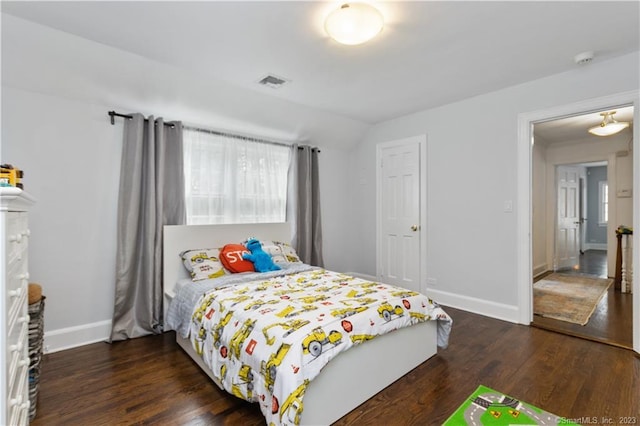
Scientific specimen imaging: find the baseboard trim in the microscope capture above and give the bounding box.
[44,320,111,354]
[425,288,520,324]
[346,272,522,324]
[584,243,607,251]
[533,263,548,278]
[41,282,520,353]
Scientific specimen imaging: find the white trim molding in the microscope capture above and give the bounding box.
[533,263,548,279]
[583,243,607,251]
[517,90,640,354]
[426,288,520,324]
[43,320,111,354]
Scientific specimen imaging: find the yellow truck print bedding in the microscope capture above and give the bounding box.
[188,268,451,426]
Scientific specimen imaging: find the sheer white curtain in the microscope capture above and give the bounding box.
[183,128,290,224]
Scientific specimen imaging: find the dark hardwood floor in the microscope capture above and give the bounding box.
[532,250,633,349]
[31,307,639,425]
[557,249,609,278]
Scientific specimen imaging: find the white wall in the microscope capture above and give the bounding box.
[2,88,122,350]
[532,136,548,277]
[318,147,354,273]
[1,15,364,352]
[348,51,639,322]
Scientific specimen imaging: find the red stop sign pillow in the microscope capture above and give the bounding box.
[220,243,255,273]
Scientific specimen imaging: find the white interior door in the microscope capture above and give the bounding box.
[556,165,581,270]
[377,137,423,291]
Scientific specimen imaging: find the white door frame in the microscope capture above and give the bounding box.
[517,90,640,353]
[376,134,428,294]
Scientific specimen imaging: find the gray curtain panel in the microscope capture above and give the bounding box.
[287,144,324,267]
[110,114,186,341]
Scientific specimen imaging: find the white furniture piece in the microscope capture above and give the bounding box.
[163,223,438,426]
[1,187,35,426]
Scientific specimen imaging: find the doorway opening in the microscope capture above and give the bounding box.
[529,106,634,349]
[552,162,609,276]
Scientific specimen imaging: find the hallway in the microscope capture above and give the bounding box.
[557,249,608,278]
[532,250,633,349]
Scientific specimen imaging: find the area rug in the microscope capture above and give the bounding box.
[533,273,612,325]
[443,385,578,425]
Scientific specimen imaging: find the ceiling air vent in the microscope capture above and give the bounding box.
[258,74,290,89]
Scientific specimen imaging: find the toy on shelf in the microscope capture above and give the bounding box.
[0,164,24,189]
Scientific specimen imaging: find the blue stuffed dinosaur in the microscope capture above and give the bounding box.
[243,238,281,272]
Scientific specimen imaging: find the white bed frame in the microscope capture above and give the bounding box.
[163,223,438,425]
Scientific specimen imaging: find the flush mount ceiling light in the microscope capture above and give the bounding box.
[324,3,384,45]
[588,111,630,136]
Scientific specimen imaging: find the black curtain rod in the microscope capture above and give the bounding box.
[107,110,319,152]
[108,110,175,127]
[108,111,132,124]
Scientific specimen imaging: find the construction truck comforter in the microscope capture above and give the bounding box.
[168,267,452,425]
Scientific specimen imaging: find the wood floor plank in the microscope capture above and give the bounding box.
[30,307,639,425]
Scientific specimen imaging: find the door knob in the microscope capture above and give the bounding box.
[410,225,419,232]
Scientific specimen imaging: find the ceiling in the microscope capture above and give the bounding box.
[535,105,634,145]
[2,1,639,126]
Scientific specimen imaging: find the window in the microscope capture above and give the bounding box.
[598,180,608,225]
[183,128,290,225]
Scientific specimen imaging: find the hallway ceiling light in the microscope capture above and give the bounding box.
[324,3,384,45]
[588,111,630,136]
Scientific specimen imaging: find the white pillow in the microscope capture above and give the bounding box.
[180,248,228,281]
[261,240,303,265]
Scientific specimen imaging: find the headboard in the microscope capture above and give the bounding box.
[162,222,292,297]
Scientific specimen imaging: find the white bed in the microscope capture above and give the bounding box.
[163,223,440,425]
